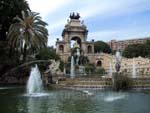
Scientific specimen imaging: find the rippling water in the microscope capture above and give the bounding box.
[0,87,150,113]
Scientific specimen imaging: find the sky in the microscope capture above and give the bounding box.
[26,0,150,47]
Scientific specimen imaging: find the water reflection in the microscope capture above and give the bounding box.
[27,98,46,113]
[23,90,95,113]
[17,95,50,113]
[5,89,150,113]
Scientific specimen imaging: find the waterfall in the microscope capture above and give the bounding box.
[132,60,136,78]
[115,50,121,61]
[27,64,43,94]
[70,56,75,79]
[63,67,66,76]
[109,62,113,77]
[76,48,80,65]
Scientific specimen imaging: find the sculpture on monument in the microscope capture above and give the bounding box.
[69,12,80,19]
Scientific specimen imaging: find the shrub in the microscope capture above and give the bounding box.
[113,73,132,91]
[95,67,105,75]
[85,63,95,74]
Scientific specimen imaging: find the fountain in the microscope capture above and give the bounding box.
[132,59,136,78]
[109,62,113,78]
[115,50,121,73]
[104,92,128,102]
[26,64,48,97]
[76,48,80,65]
[63,65,66,76]
[112,50,122,90]
[27,64,43,94]
[70,56,75,79]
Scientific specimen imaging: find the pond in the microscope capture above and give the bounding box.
[0,86,150,113]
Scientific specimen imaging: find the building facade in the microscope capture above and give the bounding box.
[108,38,150,51]
[55,13,150,78]
[56,13,94,63]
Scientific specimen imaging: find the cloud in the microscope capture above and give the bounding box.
[26,0,150,46]
[27,0,73,18]
[47,36,58,47]
[49,0,150,33]
[88,28,150,42]
[79,0,150,20]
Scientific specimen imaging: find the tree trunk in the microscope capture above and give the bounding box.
[23,44,27,62]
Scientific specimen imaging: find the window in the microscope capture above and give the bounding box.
[87,45,92,53]
[59,45,64,53]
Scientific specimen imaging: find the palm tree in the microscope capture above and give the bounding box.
[0,0,30,41]
[7,10,48,61]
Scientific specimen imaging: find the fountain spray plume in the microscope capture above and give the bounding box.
[70,56,75,79]
[132,58,136,79]
[109,62,113,77]
[115,50,122,73]
[27,64,43,94]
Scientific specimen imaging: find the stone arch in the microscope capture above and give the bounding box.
[71,36,82,48]
[87,45,92,53]
[96,60,102,67]
[59,45,64,52]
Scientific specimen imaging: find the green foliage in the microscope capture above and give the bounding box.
[94,41,112,53]
[79,56,89,65]
[0,41,20,65]
[145,40,150,45]
[36,47,60,61]
[7,10,48,61]
[59,61,64,72]
[113,74,132,91]
[123,40,150,58]
[35,47,61,72]
[0,0,29,40]
[85,63,95,74]
[95,67,105,75]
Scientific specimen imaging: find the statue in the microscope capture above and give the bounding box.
[69,12,80,19]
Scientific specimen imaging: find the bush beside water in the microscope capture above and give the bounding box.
[113,73,133,91]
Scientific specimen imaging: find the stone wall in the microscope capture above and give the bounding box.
[93,53,150,78]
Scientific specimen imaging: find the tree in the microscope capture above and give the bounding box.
[122,42,150,58]
[145,40,150,45]
[7,10,48,61]
[36,47,64,72]
[0,0,30,41]
[94,41,112,53]
[36,47,60,61]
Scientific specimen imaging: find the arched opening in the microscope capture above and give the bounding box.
[87,45,92,53]
[71,36,81,48]
[59,45,64,53]
[97,60,102,67]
